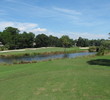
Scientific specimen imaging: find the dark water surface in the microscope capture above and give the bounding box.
[0,52,95,64]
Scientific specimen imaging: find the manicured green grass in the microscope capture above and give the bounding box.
[0,47,86,57]
[0,55,110,100]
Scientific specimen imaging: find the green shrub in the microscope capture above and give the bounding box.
[88,46,97,52]
[97,46,104,55]
[97,40,110,56]
[0,46,9,51]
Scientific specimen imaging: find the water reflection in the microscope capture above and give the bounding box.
[0,52,96,64]
[63,53,69,58]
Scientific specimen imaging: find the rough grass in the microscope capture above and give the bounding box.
[0,55,110,100]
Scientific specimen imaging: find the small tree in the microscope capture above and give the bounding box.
[60,35,72,52]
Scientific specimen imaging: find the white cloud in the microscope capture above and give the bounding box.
[32,28,47,33]
[3,0,81,23]
[0,21,47,34]
[53,7,82,15]
[66,32,108,39]
[0,21,108,39]
[49,31,108,39]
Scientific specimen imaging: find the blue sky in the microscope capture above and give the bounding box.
[0,0,110,39]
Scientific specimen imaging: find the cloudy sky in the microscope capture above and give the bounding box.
[0,0,110,39]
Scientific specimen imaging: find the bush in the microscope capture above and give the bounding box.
[97,46,104,55]
[88,46,97,52]
[97,40,110,56]
[0,46,8,51]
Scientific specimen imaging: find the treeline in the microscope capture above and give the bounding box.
[0,27,105,50]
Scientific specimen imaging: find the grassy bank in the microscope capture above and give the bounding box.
[0,47,88,57]
[0,55,110,100]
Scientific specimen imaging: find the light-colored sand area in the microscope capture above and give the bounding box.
[79,47,89,49]
[0,47,54,53]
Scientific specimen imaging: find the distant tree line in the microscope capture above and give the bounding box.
[0,27,106,50]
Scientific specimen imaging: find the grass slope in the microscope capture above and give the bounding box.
[0,55,110,100]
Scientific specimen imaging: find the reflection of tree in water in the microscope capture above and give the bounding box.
[63,53,69,58]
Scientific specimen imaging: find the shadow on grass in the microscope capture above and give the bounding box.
[87,59,110,67]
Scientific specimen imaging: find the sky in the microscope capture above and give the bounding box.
[0,0,110,39]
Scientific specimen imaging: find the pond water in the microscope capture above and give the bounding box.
[0,52,96,64]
